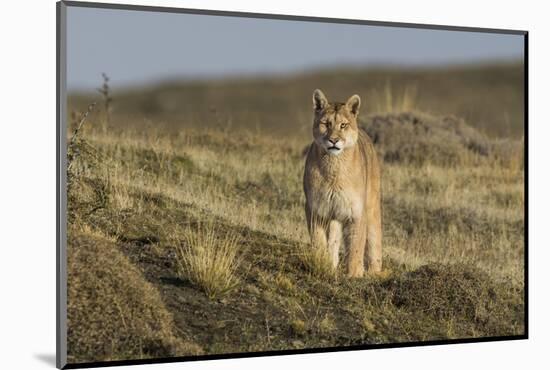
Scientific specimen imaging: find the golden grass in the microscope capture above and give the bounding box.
[372,82,418,113]
[70,116,524,283]
[66,86,524,359]
[297,240,336,280]
[175,222,242,299]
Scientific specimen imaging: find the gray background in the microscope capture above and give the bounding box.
[67,6,524,92]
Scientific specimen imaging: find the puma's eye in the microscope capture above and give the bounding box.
[318,123,326,131]
[340,123,348,129]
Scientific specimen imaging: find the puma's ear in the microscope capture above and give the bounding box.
[313,89,328,112]
[346,94,361,116]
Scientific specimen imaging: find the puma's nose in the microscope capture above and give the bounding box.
[328,137,339,144]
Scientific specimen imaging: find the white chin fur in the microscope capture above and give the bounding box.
[327,147,342,156]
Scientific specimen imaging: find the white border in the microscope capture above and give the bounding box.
[2,1,547,369]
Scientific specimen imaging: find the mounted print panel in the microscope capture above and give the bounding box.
[57,1,527,368]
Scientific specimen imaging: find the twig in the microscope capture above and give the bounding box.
[264,316,272,346]
[97,73,112,128]
[67,102,96,173]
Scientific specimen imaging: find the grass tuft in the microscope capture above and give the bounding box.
[318,315,336,335]
[175,222,241,299]
[297,242,336,280]
[290,319,307,336]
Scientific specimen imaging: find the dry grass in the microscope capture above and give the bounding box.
[67,230,203,363]
[90,120,521,281]
[297,241,336,280]
[174,222,241,299]
[372,82,418,113]
[65,65,524,362]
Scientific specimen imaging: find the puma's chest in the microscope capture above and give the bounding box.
[308,180,364,222]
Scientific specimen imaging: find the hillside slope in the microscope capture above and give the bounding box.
[66,110,525,363]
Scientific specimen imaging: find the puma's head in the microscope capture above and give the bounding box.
[312,89,361,156]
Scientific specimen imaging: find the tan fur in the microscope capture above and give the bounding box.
[303,89,382,277]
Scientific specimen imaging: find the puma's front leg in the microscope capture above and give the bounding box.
[327,220,342,269]
[344,218,367,278]
[309,217,329,258]
[305,203,328,253]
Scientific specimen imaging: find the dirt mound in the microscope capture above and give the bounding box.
[362,112,490,166]
[67,232,202,363]
[383,263,524,335]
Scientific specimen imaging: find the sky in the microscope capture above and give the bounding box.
[66,6,524,91]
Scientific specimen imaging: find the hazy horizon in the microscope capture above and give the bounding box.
[67,6,524,92]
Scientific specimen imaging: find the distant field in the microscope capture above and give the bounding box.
[66,64,525,364]
[69,62,525,138]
